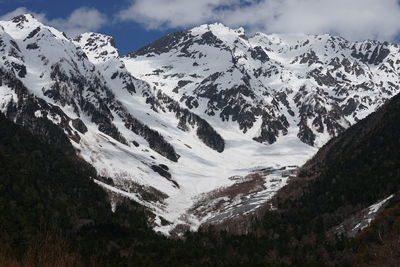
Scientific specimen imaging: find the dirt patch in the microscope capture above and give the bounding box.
[189,173,265,218]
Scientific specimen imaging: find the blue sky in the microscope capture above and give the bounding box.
[0,0,174,55]
[2,0,400,55]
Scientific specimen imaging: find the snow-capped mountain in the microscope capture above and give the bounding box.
[124,23,400,147]
[1,15,399,234]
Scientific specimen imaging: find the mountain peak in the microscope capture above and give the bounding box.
[74,32,119,63]
[77,32,116,47]
[191,22,245,36]
[10,13,41,26]
[0,12,69,41]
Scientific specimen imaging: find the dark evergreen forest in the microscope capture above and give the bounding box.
[1,90,400,266]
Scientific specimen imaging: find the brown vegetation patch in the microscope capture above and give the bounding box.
[189,173,265,219]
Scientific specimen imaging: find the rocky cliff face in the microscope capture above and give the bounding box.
[125,24,400,147]
[1,15,399,235]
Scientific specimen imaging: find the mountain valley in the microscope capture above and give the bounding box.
[0,14,400,265]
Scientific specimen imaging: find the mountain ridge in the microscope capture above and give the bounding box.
[1,13,399,234]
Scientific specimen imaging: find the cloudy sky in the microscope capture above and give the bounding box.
[1,0,400,54]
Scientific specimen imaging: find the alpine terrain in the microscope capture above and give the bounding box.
[1,14,400,235]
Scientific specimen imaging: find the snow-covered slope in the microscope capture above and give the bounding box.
[125,23,400,147]
[1,15,399,235]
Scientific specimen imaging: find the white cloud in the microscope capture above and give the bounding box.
[118,0,237,29]
[0,7,46,22]
[117,0,400,41]
[49,8,108,36]
[0,7,107,36]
